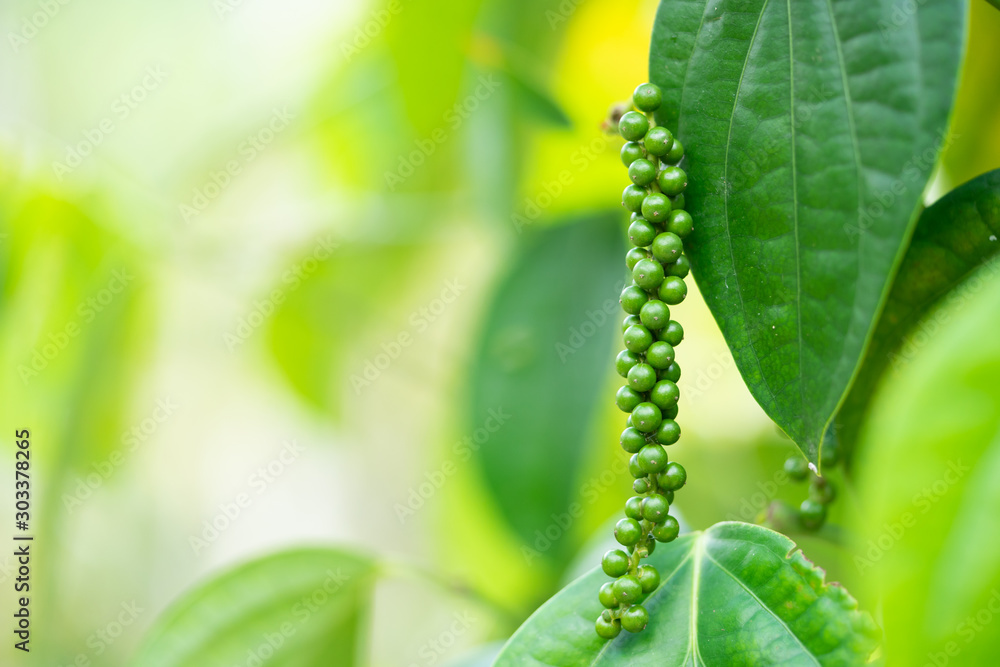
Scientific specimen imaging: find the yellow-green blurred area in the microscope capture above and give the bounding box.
[0,0,999,665]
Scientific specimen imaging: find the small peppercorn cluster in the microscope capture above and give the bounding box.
[782,442,839,530]
[595,82,691,640]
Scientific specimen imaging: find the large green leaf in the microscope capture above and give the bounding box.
[468,213,625,551]
[493,522,880,666]
[649,0,967,463]
[834,169,1000,460]
[132,549,376,667]
[854,261,1000,665]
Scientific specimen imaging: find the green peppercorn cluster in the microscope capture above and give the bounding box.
[595,82,691,640]
[783,441,839,530]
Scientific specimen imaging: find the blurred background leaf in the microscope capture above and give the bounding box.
[133,549,376,667]
[835,169,1000,463]
[466,212,624,560]
[855,261,1000,665]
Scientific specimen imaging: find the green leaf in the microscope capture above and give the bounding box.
[854,261,1000,664]
[494,522,880,666]
[468,213,625,552]
[132,549,376,667]
[834,169,1000,459]
[649,0,967,463]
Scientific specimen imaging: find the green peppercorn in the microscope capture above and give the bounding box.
[662,403,679,420]
[800,499,827,530]
[666,256,691,279]
[670,193,686,211]
[615,350,640,378]
[637,564,660,593]
[784,456,809,482]
[631,402,662,433]
[639,300,670,330]
[641,192,671,223]
[626,247,651,271]
[664,138,684,164]
[657,166,688,196]
[595,615,621,639]
[633,478,650,494]
[653,323,680,349]
[666,210,693,238]
[629,159,657,187]
[622,315,641,332]
[623,325,653,353]
[599,581,618,608]
[602,549,630,577]
[659,461,687,490]
[645,340,675,369]
[628,453,643,478]
[632,82,662,112]
[628,219,657,247]
[649,380,679,409]
[620,285,648,315]
[810,478,837,505]
[616,385,642,412]
[642,494,670,522]
[620,141,645,166]
[652,515,680,542]
[619,111,649,142]
[651,232,684,264]
[620,427,646,454]
[661,362,681,382]
[621,604,649,633]
[622,185,647,212]
[613,575,643,604]
[654,419,681,446]
[615,517,643,546]
[627,363,657,392]
[637,443,668,474]
[658,276,688,305]
[625,495,644,520]
[633,258,665,291]
[644,126,673,157]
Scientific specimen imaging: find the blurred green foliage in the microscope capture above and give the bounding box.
[1,0,999,664]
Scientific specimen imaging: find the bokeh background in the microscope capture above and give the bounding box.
[1,0,999,665]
